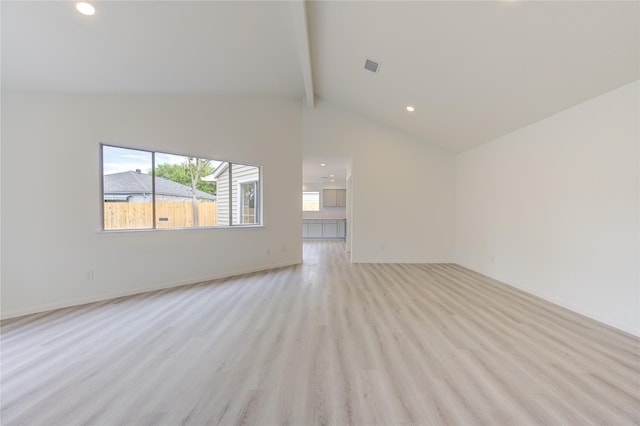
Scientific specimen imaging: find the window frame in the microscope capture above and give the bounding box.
[100,143,263,231]
[237,178,259,225]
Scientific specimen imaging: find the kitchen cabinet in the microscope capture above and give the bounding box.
[302,219,346,239]
[323,189,346,208]
[306,219,323,238]
[338,219,346,238]
[323,220,338,238]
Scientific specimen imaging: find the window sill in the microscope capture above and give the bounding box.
[97,225,265,234]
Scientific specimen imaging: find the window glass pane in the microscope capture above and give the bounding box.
[154,153,220,228]
[230,163,260,225]
[102,146,153,230]
[211,162,231,226]
[240,182,256,224]
[303,192,320,211]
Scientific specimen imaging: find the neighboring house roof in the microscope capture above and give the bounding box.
[202,162,228,182]
[104,171,216,201]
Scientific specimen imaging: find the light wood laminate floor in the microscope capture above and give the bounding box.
[2,241,639,425]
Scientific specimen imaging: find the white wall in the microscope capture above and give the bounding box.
[1,93,302,318]
[303,99,456,263]
[456,81,640,336]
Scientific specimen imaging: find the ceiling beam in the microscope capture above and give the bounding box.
[290,0,315,108]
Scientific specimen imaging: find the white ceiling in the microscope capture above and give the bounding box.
[303,156,350,186]
[1,1,304,95]
[2,0,638,180]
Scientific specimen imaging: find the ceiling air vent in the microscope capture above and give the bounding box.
[364,58,380,74]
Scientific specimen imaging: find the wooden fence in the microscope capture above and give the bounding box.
[104,202,217,230]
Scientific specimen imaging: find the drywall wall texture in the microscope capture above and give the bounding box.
[456,81,640,336]
[1,93,302,318]
[303,99,456,263]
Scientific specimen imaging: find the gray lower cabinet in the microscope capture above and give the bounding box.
[323,220,338,238]
[338,219,346,238]
[303,219,346,239]
[307,220,323,238]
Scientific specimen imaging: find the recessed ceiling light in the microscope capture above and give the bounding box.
[320,163,326,167]
[330,179,335,182]
[406,106,415,112]
[329,174,334,177]
[76,2,95,15]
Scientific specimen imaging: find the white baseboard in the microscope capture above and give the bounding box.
[6,257,636,338]
[1,259,302,320]
[352,258,454,264]
[455,261,640,338]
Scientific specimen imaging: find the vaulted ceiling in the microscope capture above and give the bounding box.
[3,1,639,158]
[309,1,639,152]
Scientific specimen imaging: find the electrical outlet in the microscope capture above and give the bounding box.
[86,271,94,280]
[266,248,271,256]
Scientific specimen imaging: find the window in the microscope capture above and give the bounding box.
[101,144,261,231]
[239,181,257,224]
[233,163,260,225]
[154,152,218,229]
[102,146,154,230]
[303,192,320,211]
